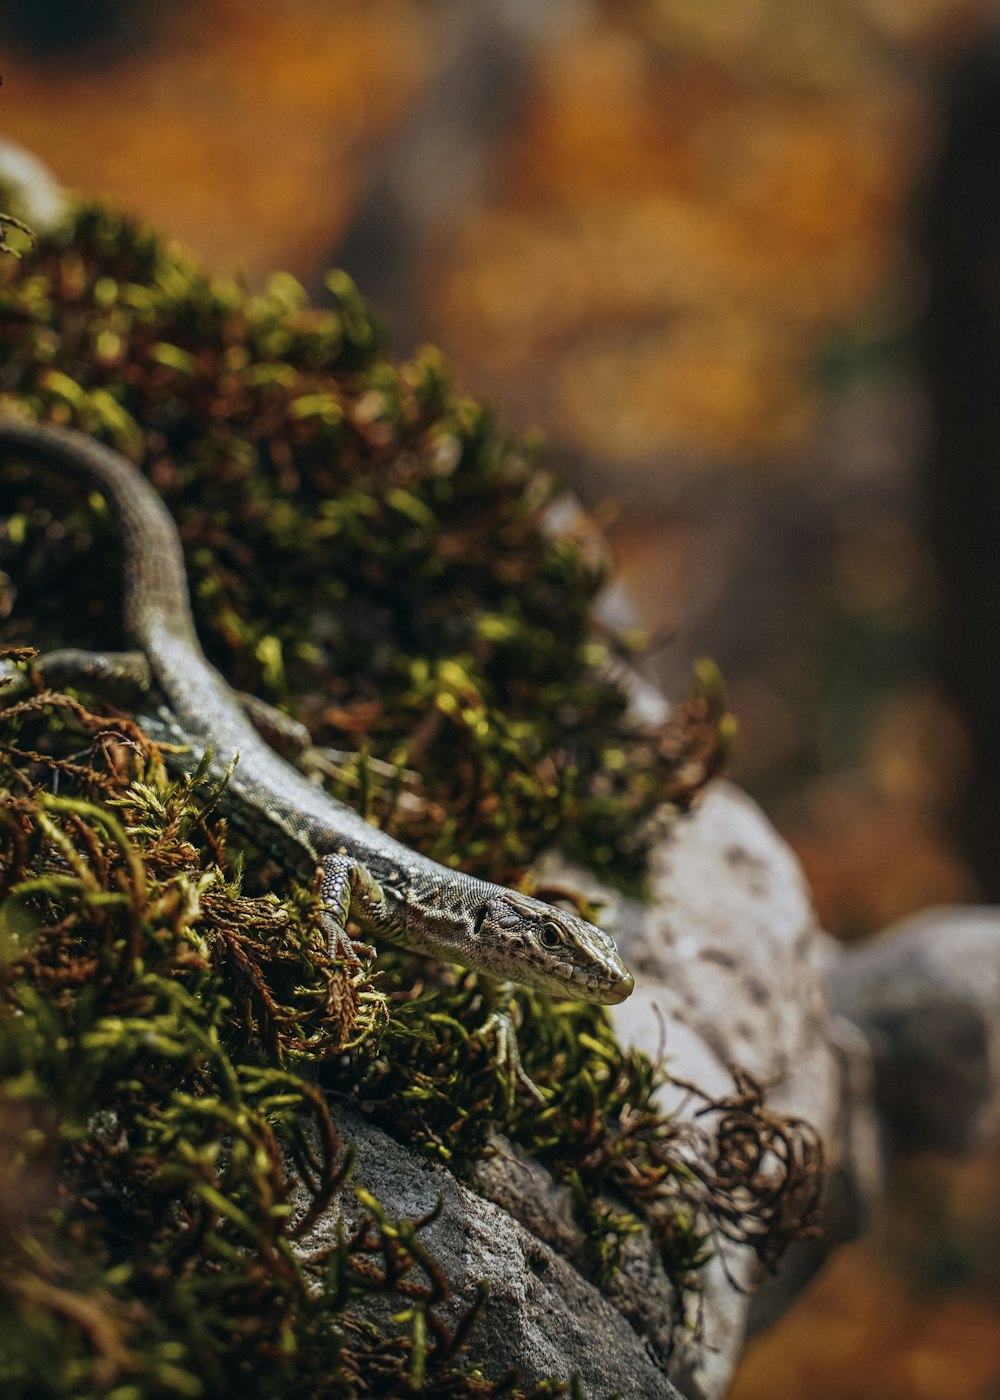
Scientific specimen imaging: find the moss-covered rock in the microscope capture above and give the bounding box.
[0,201,749,1397]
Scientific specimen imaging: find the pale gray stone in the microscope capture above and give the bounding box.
[536,781,880,1400]
[828,905,1000,1153]
[0,137,68,230]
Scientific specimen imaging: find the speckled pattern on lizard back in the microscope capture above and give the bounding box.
[0,418,634,1003]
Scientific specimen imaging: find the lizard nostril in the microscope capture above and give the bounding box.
[607,969,635,1003]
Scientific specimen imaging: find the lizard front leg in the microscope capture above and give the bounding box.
[319,852,401,962]
[478,984,545,1107]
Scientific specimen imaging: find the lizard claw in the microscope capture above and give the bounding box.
[478,1006,545,1109]
[319,912,369,968]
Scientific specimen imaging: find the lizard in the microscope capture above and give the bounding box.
[0,417,635,1006]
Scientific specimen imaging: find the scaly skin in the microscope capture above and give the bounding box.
[0,418,634,1004]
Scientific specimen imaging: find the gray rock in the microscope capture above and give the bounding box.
[297,1105,685,1400]
[475,1137,680,1368]
[828,905,1000,1153]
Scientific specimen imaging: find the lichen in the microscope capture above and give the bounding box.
[0,200,819,1397]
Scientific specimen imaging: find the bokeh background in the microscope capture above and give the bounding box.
[2,0,1000,1393]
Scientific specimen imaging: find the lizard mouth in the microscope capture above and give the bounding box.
[555,960,634,1004]
[596,967,635,1004]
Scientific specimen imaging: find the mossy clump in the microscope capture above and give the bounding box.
[0,201,726,894]
[0,683,580,1398]
[0,202,818,1397]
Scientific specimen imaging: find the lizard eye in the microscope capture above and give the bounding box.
[539,920,566,950]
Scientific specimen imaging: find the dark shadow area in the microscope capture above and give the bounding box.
[0,0,166,63]
[924,37,1000,899]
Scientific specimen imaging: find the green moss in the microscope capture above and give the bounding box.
[0,675,586,1398]
[0,200,724,895]
[0,202,818,1396]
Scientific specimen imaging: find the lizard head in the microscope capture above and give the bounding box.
[472,890,634,1004]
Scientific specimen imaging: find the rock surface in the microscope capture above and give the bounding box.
[537,781,879,1400]
[828,905,1000,1154]
[475,1136,681,1370]
[298,1106,686,1400]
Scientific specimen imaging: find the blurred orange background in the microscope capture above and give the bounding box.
[2,0,999,1393]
